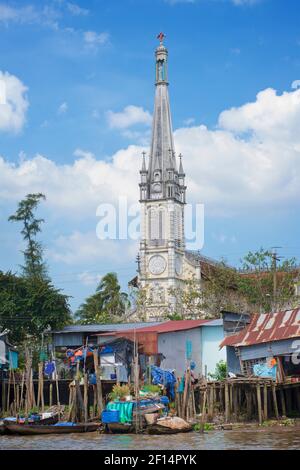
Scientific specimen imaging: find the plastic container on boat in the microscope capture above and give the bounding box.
[160,396,169,406]
[102,410,120,424]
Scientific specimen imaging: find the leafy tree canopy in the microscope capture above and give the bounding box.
[76,272,130,324]
[0,271,72,344]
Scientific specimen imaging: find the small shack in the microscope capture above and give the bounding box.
[100,319,226,377]
[220,308,300,383]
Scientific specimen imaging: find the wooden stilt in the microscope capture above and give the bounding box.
[2,378,6,415]
[93,349,103,417]
[272,383,279,420]
[49,383,53,408]
[280,388,286,417]
[286,388,292,415]
[201,389,207,425]
[295,385,300,413]
[263,383,268,421]
[6,369,11,412]
[83,373,88,423]
[225,382,230,423]
[256,383,262,425]
[233,384,239,420]
[246,387,252,420]
[229,383,233,413]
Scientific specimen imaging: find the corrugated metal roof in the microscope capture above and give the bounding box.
[202,319,223,327]
[105,319,212,336]
[220,308,300,348]
[51,322,162,334]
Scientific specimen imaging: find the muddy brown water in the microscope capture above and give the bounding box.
[1,427,300,450]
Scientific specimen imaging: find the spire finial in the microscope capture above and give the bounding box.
[157,32,166,45]
[141,151,147,172]
[179,153,184,175]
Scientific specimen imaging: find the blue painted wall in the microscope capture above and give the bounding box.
[201,325,226,377]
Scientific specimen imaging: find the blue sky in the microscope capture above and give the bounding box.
[1,0,300,312]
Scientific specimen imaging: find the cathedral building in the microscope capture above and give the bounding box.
[136,34,204,321]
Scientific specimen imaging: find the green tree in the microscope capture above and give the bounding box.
[208,360,227,381]
[238,248,298,313]
[0,271,71,344]
[8,193,47,279]
[167,249,299,318]
[76,272,130,324]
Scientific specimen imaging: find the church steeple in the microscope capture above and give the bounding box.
[146,33,181,201]
[137,35,187,321]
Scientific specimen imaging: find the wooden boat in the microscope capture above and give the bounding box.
[4,422,101,436]
[4,414,59,427]
[105,422,136,434]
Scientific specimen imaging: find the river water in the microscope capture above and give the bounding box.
[1,427,300,450]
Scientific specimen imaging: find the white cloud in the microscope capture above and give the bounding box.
[78,271,102,286]
[66,2,89,16]
[0,146,141,217]
[291,80,300,90]
[183,117,195,126]
[107,105,152,130]
[0,71,29,133]
[83,31,110,51]
[49,230,137,266]
[1,85,300,227]
[0,3,60,29]
[57,101,68,114]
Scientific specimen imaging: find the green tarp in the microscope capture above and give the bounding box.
[106,401,134,423]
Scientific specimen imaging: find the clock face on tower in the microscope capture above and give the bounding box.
[148,255,166,275]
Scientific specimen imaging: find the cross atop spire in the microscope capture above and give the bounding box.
[157,32,166,44]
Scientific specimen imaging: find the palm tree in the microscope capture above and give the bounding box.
[76,272,129,324]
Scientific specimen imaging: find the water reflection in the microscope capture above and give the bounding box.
[1,428,300,450]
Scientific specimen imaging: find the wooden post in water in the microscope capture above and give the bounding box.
[233,384,239,421]
[93,349,103,417]
[225,382,230,423]
[83,373,88,423]
[6,369,11,413]
[272,383,279,420]
[49,383,53,408]
[54,361,60,410]
[280,388,286,417]
[263,383,268,421]
[201,388,207,429]
[20,370,25,411]
[2,378,6,415]
[256,383,262,425]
